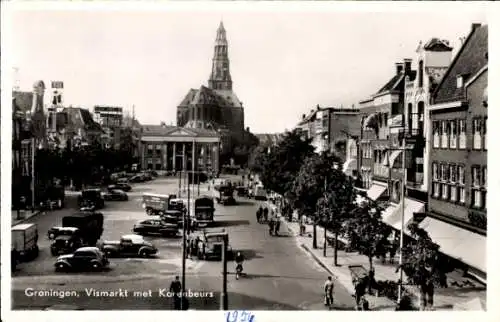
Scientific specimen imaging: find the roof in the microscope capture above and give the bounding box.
[12,91,33,113]
[213,89,242,107]
[141,124,219,137]
[433,24,488,103]
[376,74,404,94]
[12,223,36,230]
[75,246,100,252]
[62,107,103,133]
[330,113,362,138]
[121,234,145,242]
[424,38,453,52]
[178,89,198,106]
[255,133,284,145]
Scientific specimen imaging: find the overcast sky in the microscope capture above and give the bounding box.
[7,5,487,133]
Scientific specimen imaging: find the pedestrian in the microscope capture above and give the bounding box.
[268,218,274,236]
[274,217,281,236]
[300,215,307,236]
[263,207,269,222]
[324,276,334,308]
[367,267,375,295]
[354,277,367,310]
[169,275,182,310]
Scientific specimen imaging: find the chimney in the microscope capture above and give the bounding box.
[395,63,404,75]
[471,23,481,32]
[403,58,412,75]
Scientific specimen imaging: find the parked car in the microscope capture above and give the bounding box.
[50,228,83,256]
[54,247,109,272]
[98,234,158,258]
[117,178,129,184]
[47,226,80,240]
[108,183,131,192]
[103,189,128,201]
[78,188,105,209]
[129,175,144,183]
[132,216,178,237]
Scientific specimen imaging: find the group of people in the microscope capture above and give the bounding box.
[256,205,281,236]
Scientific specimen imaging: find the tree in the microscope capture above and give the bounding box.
[258,129,314,196]
[292,152,356,260]
[398,223,452,310]
[346,198,392,272]
[248,145,269,174]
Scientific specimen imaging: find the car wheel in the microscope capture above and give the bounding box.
[105,250,113,257]
[55,263,67,272]
[91,262,102,270]
[139,250,149,258]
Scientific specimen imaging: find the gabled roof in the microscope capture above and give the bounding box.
[141,124,178,136]
[213,89,243,108]
[141,124,219,137]
[433,24,488,104]
[62,107,103,133]
[376,73,404,94]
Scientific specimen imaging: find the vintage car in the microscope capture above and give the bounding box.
[190,229,233,261]
[98,234,158,258]
[47,226,80,240]
[54,247,109,272]
[78,188,105,209]
[108,183,131,192]
[103,189,128,201]
[132,216,178,237]
[50,228,83,256]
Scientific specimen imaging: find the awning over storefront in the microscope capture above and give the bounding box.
[343,159,357,175]
[388,150,402,168]
[419,217,486,273]
[366,182,387,201]
[383,198,425,232]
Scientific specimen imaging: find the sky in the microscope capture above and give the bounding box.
[7,5,487,133]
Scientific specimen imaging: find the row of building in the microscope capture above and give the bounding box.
[292,24,487,283]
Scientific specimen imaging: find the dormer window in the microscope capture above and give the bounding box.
[456,75,463,88]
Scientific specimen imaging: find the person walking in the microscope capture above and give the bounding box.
[300,215,307,236]
[169,276,182,310]
[324,276,334,308]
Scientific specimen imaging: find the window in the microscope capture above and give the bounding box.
[441,164,449,200]
[433,121,440,148]
[432,163,438,180]
[473,118,482,150]
[458,120,466,149]
[441,121,448,148]
[147,144,153,154]
[471,165,483,209]
[418,60,424,87]
[484,117,487,150]
[449,120,457,149]
[458,165,465,203]
[457,75,463,88]
[156,144,162,155]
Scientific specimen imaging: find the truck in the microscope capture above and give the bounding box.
[142,193,174,216]
[193,196,215,228]
[12,223,39,262]
[78,188,105,209]
[215,185,236,205]
[61,211,104,246]
[254,185,268,201]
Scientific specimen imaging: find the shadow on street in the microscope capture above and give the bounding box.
[212,220,250,228]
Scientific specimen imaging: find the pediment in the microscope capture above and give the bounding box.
[166,127,197,137]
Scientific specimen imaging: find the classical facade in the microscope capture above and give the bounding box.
[426,24,487,282]
[176,22,245,154]
[139,124,221,173]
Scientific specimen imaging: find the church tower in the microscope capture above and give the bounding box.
[208,21,232,90]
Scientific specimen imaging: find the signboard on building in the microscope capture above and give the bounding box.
[51,81,64,89]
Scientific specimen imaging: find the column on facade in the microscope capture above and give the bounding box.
[214,142,220,173]
[163,142,168,170]
[140,143,145,170]
[182,143,186,171]
[173,142,177,171]
[192,141,196,173]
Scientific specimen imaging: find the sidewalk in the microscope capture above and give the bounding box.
[283,217,486,311]
[11,209,43,226]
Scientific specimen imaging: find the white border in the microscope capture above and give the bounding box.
[1,2,499,322]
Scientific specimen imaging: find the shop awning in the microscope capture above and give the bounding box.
[343,159,357,175]
[419,217,486,273]
[383,198,425,233]
[366,183,387,201]
[381,203,398,223]
[388,150,402,168]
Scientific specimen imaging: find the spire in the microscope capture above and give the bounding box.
[209,21,232,90]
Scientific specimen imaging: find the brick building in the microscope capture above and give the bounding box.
[424,24,487,282]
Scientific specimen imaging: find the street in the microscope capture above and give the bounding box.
[12,176,355,310]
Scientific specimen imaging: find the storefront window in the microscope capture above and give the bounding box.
[441,121,448,148]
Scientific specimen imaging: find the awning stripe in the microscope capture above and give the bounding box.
[383,198,424,232]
